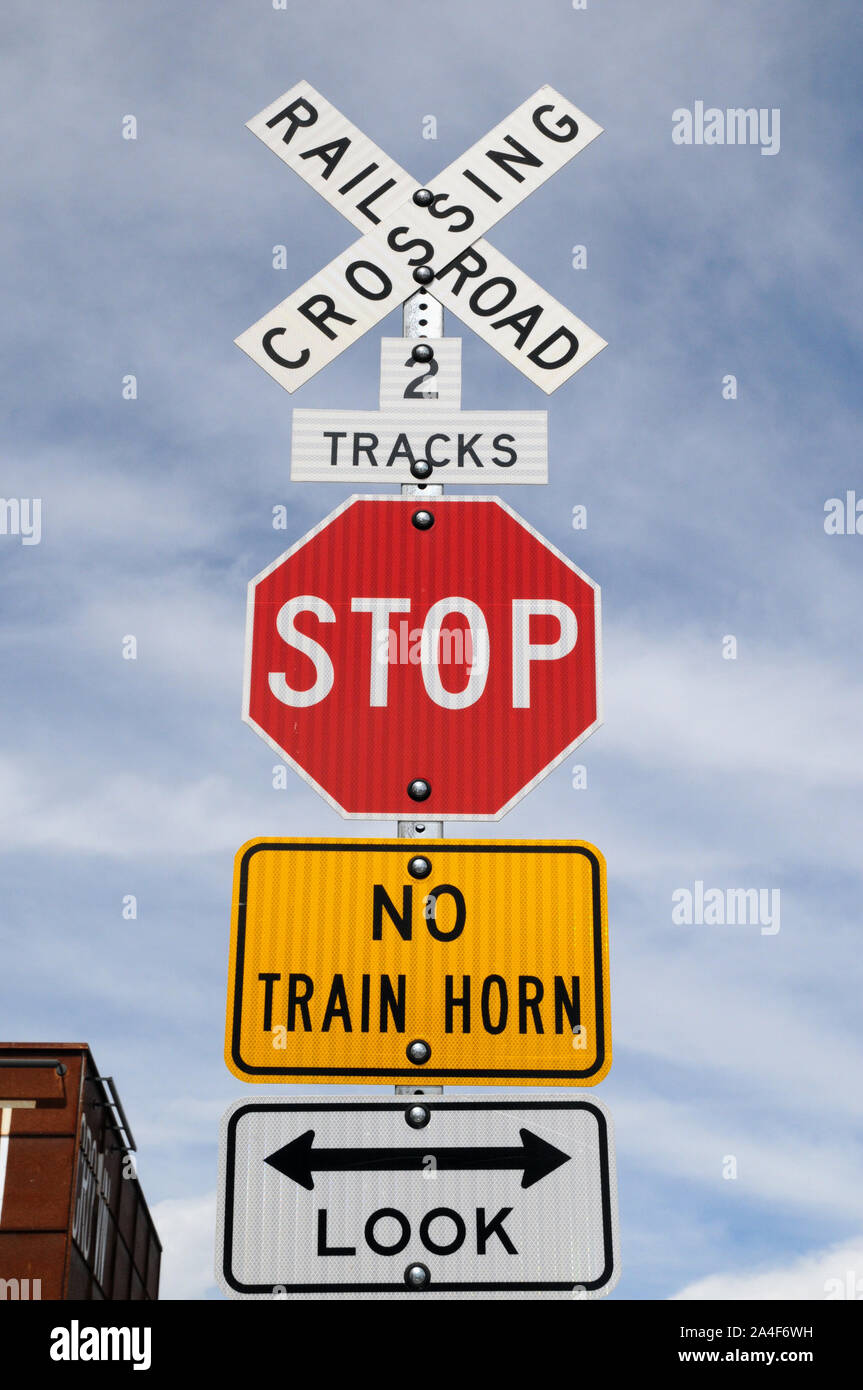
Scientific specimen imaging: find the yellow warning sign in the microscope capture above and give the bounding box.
[225,839,610,1086]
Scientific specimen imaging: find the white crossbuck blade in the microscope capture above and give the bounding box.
[237,81,607,394]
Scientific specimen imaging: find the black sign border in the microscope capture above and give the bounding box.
[221,1098,616,1296]
[228,841,608,1082]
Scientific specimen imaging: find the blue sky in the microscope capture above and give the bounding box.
[1,0,862,1299]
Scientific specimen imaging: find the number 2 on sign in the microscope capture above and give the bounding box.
[403,353,438,400]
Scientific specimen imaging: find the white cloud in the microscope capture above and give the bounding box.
[0,761,265,857]
[672,1237,863,1301]
[604,627,863,791]
[611,1092,863,1225]
[150,1191,219,1301]
[610,939,863,1126]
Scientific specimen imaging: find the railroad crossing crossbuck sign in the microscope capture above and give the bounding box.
[225,838,611,1086]
[236,81,606,393]
[243,496,601,819]
[216,1096,620,1299]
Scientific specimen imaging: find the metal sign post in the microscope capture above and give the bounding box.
[400,286,443,849]
[399,289,443,1096]
[222,82,619,1298]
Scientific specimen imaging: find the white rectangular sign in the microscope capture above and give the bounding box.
[237,86,603,393]
[291,409,548,483]
[379,338,461,409]
[216,1095,620,1300]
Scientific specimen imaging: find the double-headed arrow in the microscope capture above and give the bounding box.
[264,1127,570,1192]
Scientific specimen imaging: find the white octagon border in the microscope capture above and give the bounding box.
[242,495,603,821]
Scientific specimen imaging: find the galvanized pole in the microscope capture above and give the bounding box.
[397,290,443,1095]
[398,288,444,841]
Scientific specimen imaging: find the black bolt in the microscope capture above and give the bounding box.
[408,856,431,879]
[407,1039,431,1064]
[410,458,433,480]
[405,1263,431,1289]
[411,510,434,531]
[407,779,431,802]
[405,1104,430,1129]
[413,188,434,207]
[413,265,434,285]
[411,342,434,364]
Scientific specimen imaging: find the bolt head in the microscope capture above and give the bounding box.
[411,342,434,364]
[407,1039,431,1065]
[406,1104,430,1129]
[413,265,434,285]
[410,458,433,480]
[411,510,434,531]
[407,779,431,802]
[405,1263,430,1289]
[413,188,434,207]
[408,855,431,879]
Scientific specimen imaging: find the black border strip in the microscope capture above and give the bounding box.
[229,842,608,1082]
[221,1099,615,1295]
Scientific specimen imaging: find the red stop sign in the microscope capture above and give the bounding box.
[244,497,600,818]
